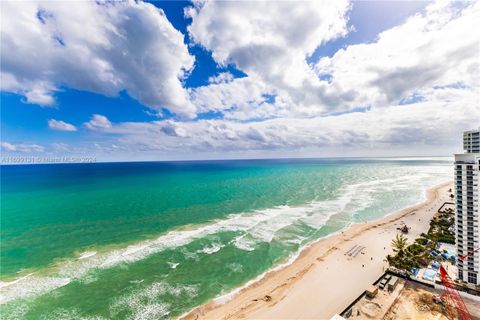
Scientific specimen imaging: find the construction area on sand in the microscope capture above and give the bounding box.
[342,278,480,320]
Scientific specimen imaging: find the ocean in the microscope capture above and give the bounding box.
[0,158,452,319]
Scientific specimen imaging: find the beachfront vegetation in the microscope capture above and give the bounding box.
[387,205,456,273]
[387,236,435,271]
[415,237,428,246]
[391,234,408,253]
[427,211,455,244]
[388,234,420,270]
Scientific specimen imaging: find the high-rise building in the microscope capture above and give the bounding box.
[455,128,480,286]
[463,129,480,153]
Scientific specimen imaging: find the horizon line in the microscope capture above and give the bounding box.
[0,155,455,166]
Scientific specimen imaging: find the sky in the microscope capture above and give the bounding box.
[1,0,479,162]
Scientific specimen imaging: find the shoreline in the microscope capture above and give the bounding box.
[181,180,453,320]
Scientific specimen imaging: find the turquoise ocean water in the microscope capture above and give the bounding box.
[0,158,452,319]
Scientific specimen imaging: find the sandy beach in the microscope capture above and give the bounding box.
[182,181,453,320]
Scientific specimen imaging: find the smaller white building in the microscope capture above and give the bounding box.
[463,128,480,153]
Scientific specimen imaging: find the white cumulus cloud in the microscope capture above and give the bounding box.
[48,119,77,131]
[207,72,234,84]
[91,86,479,158]
[188,0,479,121]
[314,0,480,110]
[188,0,352,114]
[0,0,196,117]
[1,142,45,153]
[2,0,479,160]
[84,114,112,130]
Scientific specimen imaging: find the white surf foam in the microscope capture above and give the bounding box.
[0,164,451,305]
[226,262,243,274]
[39,307,109,320]
[213,248,303,305]
[109,281,198,320]
[78,251,97,260]
[0,275,71,304]
[199,243,224,255]
[167,262,179,269]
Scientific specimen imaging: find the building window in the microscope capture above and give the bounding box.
[467,272,477,284]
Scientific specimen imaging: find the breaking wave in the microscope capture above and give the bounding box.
[0,165,451,306]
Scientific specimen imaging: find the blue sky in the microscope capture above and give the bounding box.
[1,0,479,162]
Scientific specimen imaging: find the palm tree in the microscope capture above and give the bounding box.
[391,234,408,254]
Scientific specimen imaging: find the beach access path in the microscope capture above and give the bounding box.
[182,181,452,320]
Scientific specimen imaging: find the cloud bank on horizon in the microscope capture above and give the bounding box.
[1,0,479,160]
